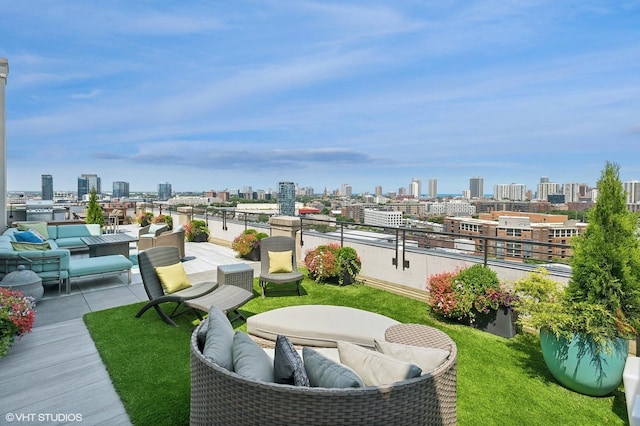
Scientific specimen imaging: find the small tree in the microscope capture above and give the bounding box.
[566,161,640,340]
[86,187,104,227]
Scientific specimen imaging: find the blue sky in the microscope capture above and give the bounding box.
[2,1,640,195]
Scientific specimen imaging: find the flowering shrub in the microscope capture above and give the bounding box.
[427,264,518,322]
[304,243,361,285]
[184,220,210,242]
[0,287,36,358]
[426,271,461,318]
[231,229,268,256]
[135,212,154,227]
[152,214,173,230]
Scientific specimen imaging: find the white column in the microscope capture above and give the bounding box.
[0,58,8,231]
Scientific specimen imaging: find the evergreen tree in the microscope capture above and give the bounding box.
[567,161,640,335]
[86,187,104,227]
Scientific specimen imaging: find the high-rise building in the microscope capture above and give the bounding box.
[428,179,437,199]
[493,183,527,201]
[624,181,640,204]
[410,178,421,199]
[536,182,561,201]
[562,183,581,203]
[278,181,295,216]
[375,185,383,196]
[77,174,101,200]
[158,182,172,201]
[470,177,484,198]
[41,174,53,200]
[242,186,253,199]
[112,181,130,199]
[342,183,352,197]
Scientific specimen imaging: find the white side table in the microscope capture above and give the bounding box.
[624,356,640,426]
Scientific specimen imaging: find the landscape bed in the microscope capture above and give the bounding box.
[84,276,628,426]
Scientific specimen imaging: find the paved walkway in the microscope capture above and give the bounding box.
[0,226,254,425]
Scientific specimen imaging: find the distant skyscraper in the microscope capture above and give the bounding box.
[375,185,383,196]
[537,182,561,201]
[562,183,581,203]
[493,183,526,201]
[428,179,437,199]
[469,177,484,198]
[410,178,422,199]
[342,183,352,197]
[77,173,101,200]
[41,174,53,200]
[624,181,640,204]
[278,181,295,216]
[540,176,550,183]
[113,181,130,199]
[158,182,172,201]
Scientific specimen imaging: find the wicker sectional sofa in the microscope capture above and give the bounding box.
[190,321,457,425]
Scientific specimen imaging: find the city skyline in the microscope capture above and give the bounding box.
[2,2,640,193]
[9,171,638,200]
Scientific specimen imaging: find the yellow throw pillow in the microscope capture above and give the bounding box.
[155,262,192,294]
[268,250,293,274]
[17,222,49,239]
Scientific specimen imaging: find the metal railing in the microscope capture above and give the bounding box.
[151,206,574,271]
[297,217,573,270]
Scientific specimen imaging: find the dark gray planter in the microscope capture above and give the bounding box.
[191,233,209,243]
[242,247,260,261]
[469,306,518,338]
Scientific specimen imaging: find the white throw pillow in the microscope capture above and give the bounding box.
[337,341,422,386]
[374,339,450,374]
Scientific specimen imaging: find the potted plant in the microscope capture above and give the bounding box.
[0,287,36,359]
[136,212,154,227]
[304,243,362,286]
[85,187,104,228]
[184,220,210,242]
[336,246,361,286]
[514,162,640,396]
[427,264,519,338]
[231,229,269,260]
[152,214,173,231]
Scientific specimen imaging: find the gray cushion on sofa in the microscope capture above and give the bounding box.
[202,306,234,371]
[273,335,309,386]
[303,347,364,388]
[232,331,274,382]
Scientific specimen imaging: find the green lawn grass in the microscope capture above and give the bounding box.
[84,278,629,426]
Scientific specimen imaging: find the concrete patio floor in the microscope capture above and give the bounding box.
[0,225,256,425]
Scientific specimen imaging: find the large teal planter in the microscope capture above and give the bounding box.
[539,328,628,396]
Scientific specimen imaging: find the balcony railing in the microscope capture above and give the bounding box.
[149,207,574,297]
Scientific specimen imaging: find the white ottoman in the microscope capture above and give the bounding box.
[246,305,400,348]
[624,356,640,426]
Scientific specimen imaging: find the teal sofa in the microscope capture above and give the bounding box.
[0,235,70,287]
[3,223,101,251]
[1,223,132,294]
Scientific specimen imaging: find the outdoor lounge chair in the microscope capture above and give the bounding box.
[135,246,217,326]
[137,223,169,253]
[258,236,303,298]
[138,226,186,259]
